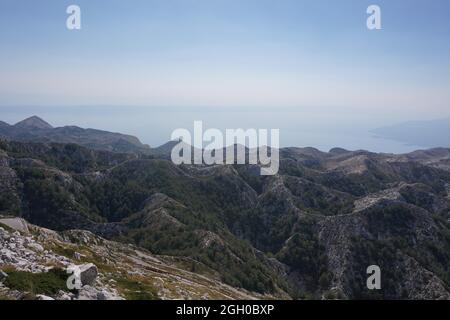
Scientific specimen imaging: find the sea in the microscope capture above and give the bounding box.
[0,106,426,154]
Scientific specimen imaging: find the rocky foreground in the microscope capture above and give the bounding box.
[0,217,274,300]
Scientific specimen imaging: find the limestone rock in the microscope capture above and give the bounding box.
[79,263,98,286]
[0,270,8,283]
[36,294,55,301]
[0,218,29,233]
[27,242,44,252]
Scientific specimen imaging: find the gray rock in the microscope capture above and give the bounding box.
[0,270,8,283]
[97,291,108,300]
[79,263,98,286]
[27,242,44,252]
[0,218,29,233]
[56,290,73,301]
[8,290,24,300]
[75,286,123,300]
[1,248,15,263]
[36,294,55,300]
[76,285,98,300]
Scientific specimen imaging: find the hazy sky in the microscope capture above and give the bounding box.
[1,0,450,119]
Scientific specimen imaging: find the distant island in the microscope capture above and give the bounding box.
[372,118,450,148]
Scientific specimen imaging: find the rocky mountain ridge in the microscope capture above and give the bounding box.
[0,120,449,299]
[0,217,272,300]
[0,116,151,154]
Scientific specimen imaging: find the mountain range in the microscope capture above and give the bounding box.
[0,116,449,300]
[0,116,151,154]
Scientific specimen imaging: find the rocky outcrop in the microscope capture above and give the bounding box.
[0,218,271,300]
[79,263,98,286]
[318,200,450,299]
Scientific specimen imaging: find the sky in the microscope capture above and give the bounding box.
[0,0,450,151]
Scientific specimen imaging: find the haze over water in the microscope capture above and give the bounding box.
[1,1,450,154]
[0,106,425,154]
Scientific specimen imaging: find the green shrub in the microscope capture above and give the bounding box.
[115,277,159,300]
[4,268,68,296]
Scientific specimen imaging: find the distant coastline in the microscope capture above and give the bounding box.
[371,118,450,149]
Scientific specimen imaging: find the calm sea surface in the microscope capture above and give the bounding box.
[0,106,424,154]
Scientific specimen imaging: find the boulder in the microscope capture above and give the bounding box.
[76,285,99,300]
[79,263,98,286]
[0,218,29,233]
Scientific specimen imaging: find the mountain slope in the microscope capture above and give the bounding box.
[0,138,449,299]
[14,116,53,130]
[0,217,273,300]
[0,116,151,154]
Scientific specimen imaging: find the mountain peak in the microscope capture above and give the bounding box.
[14,116,53,130]
[0,120,10,127]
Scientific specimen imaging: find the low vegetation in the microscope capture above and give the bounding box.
[3,268,68,296]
